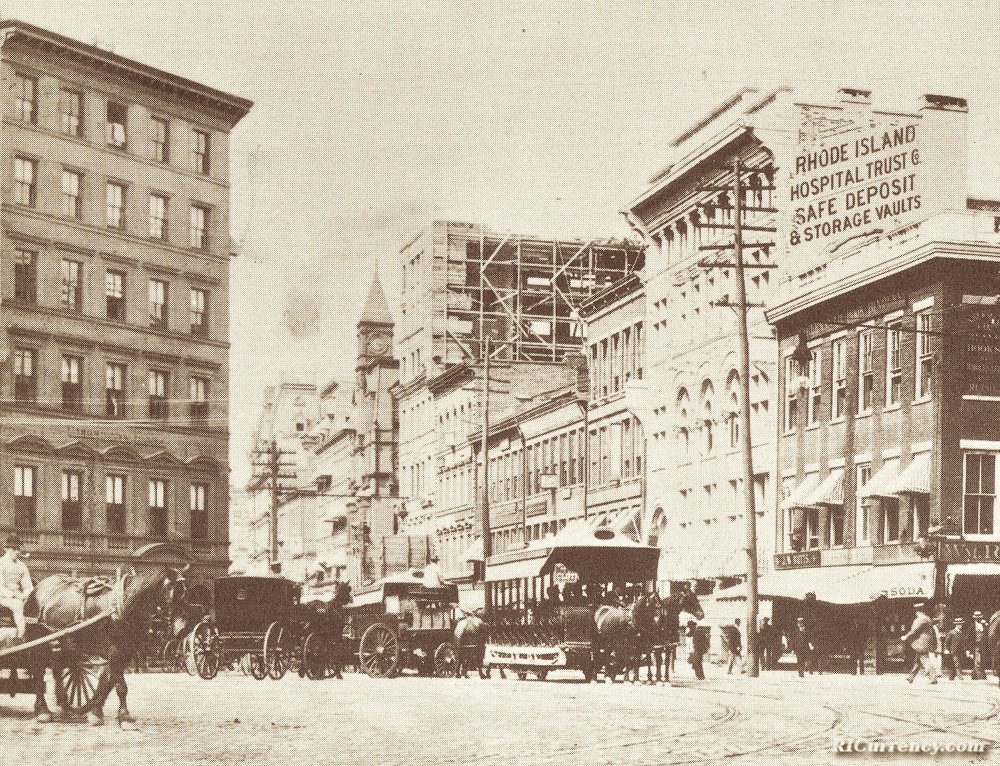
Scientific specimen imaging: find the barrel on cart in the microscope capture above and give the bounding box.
[344,573,461,678]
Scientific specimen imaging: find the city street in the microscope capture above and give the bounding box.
[1,667,998,765]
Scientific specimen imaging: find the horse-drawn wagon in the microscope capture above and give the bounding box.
[482,523,701,682]
[344,572,461,678]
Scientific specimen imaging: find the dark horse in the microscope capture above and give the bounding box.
[453,609,488,679]
[297,585,351,680]
[632,587,705,683]
[24,565,187,726]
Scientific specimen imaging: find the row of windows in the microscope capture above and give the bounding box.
[589,322,643,399]
[783,308,934,432]
[12,465,209,539]
[12,349,209,421]
[13,73,212,174]
[14,249,209,334]
[13,158,212,249]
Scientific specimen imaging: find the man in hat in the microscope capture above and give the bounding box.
[686,620,708,680]
[423,554,444,587]
[0,534,32,638]
[972,611,988,680]
[902,602,938,684]
[943,617,969,681]
[790,616,815,678]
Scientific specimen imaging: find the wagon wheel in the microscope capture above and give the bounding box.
[303,632,330,680]
[263,622,291,680]
[182,633,198,675]
[162,638,180,672]
[191,621,220,680]
[358,623,400,678]
[536,669,548,681]
[433,642,458,678]
[53,646,111,716]
[244,653,265,680]
[516,670,528,681]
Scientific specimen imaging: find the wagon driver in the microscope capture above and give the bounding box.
[423,554,444,587]
[0,534,32,638]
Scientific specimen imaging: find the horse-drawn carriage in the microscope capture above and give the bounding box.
[344,572,461,678]
[482,523,702,682]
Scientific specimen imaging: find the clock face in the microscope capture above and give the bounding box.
[367,334,389,355]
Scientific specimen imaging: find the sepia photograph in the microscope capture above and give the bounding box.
[0,1,999,763]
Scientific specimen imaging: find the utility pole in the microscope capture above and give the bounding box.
[698,156,777,678]
[481,336,492,617]
[251,439,297,574]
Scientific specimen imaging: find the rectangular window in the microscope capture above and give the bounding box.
[189,205,208,249]
[61,355,83,412]
[783,355,798,433]
[107,182,126,229]
[62,169,82,218]
[806,507,820,550]
[807,348,821,426]
[106,362,125,418]
[149,194,168,240]
[14,466,35,530]
[857,464,872,544]
[151,117,169,163]
[106,474,126,536]
[61,259,82,312]
[883,497,901,543]
[832,338,847,419]
[106,269,126,322]
[886,322,902,406]
[189,484,208,540]
[149,479,168,538]
[190,376,209,420]
[14,348,36,403]
[14,249,36,304]
[964,453,996,536]
[859,330,874,413]
[916,311,933,399]
[149,370,168,420]
[106,102,127,149]
[60,88,82,137]
[149,279,168,329]
[14,157,36,206]
[829,508,845,547]
[62,470,82,531]
[192,129,210,174]
[190,288,207,335]
[14,74,36,123]
[913,493,930,540]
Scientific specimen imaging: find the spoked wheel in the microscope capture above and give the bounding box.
[358,624,400,678]
[536,669,549,681]
[263,622,290,680]
[247,653,267,680]
[433,642,458,678]
[162,638,180,672]
[191,621,220,680]
[303,633,330,680]
[53,647,111,716]
[182,633,197,675]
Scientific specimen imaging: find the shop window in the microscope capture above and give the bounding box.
[964,453,996,536]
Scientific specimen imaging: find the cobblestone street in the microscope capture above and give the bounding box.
[2,667,999,765]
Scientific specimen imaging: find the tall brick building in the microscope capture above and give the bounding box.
[0,21,251,594]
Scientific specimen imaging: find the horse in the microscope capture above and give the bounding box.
[453,609,488,679]
[25,564,188,726]
[295,598,347,679]
[632,587,705,683]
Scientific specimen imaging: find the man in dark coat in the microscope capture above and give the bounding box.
[790,616,814,677]
[972,611,988,680]
[687,620,708,680]
[902,602,938,684]
[943,617,969,681]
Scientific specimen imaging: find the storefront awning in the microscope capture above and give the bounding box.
[803,469,844,507]
[822,562,936,603]
[462,538,483,563]
[947,562,1000,594]
[780,473,821,510]
[713,566,868,602]
[882,453,931,495]
[858,460,900,498]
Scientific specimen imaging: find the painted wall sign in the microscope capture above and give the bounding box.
[938,540,1000,563]
[963,306,1000,396]
[774,549,821,570]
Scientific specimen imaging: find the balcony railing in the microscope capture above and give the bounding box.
[8,528,228,558]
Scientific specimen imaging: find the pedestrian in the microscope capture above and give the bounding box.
[902,602,938,684]
[758,618,774,670]
[790,616,814,678]
[943,617,969,681]
[687,620,708,680]
[0,534,32,639]
[721,618,744,674]
[972,611,987,680]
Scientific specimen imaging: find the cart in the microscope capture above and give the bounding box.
[483,522,661,681]
[344,572,461,678]
[188,576,302,680]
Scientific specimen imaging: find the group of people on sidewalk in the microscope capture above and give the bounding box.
[902,601,991,684]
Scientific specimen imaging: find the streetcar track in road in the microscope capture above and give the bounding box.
[843,693,1000,746]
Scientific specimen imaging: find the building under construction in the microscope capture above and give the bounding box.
[397,222,645,374]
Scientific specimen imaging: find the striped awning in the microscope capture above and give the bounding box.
[780,473,821,510]
[858,460,900,499]
[803,469,844,507]
[883,453,931,495]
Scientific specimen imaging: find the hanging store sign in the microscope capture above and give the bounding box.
[774,550,821,570]
[553,563,579,584]
[962,305,1000,397]
[937,540,1000,564]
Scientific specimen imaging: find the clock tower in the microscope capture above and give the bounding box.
[357,271,395,380]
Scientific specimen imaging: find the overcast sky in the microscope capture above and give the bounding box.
[10,0,1000,485]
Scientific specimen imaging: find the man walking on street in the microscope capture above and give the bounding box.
[722,618,744,674]
[972,611,987,680]
[791,616,814,677]
[943,617,969,680]
[902,602,938,684]
[687,620,708,680]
